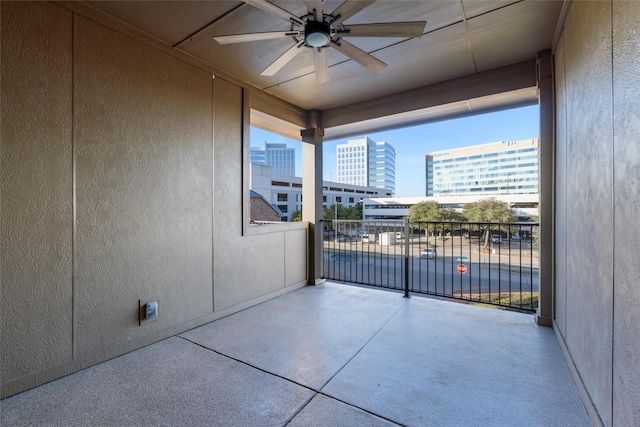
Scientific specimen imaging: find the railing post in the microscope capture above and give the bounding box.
[404,219,411,298]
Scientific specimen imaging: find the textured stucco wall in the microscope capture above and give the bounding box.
[73,15,214,356]
[553,35,567,335]
[1,1,307,396]
[563,2,614,424]
[1,1,74,384]
[212,79,307,311]
[554,1,640,426]
[611,2,640,425]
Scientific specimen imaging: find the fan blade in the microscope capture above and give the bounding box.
[313,48,329,83]
[214,31,300,44]
[244,0,305,25]
[261,41,306,76]
[330,0,376,27]
[331,39,386,73]
[304,0,324,21]
[342,22,426,38]
[304,0,315,13]
[314,0,323,21]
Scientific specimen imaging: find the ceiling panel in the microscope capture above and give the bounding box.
[86,1,240,46]
[333,0,461,33]
[78,0,563,132]
[179,4,314,86]
[467,0,564,71]
[461,0,521,19]
[265,23,476,110]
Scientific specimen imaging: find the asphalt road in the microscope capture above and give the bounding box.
[324,237,539,299]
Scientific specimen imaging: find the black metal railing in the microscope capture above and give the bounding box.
[323,220,539,312]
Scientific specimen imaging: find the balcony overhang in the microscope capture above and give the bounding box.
[321,60,538,140]
[250,60,537,142]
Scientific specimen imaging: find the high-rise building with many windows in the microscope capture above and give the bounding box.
[250,142,295,176]
[336,136,396,194]
[425,138,539,197]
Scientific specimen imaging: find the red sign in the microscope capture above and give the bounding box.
[457,263,467,274]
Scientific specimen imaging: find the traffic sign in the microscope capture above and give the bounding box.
[457,263,467,274]
[456,257,468,262]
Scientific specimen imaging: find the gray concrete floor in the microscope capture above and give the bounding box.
[1,282,591,426]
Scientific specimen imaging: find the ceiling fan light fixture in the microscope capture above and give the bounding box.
[220,0,427,81]
[305,20,330,47]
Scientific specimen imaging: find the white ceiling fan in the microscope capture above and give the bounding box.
[213,0,427,83]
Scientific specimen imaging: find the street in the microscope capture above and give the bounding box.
[324,236,539,301]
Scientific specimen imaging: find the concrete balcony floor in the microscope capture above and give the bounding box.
[1,282,590,426]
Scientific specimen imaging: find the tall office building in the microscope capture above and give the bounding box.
[336,136,396,193]
[250,142,296,176]
[425,138,539,197]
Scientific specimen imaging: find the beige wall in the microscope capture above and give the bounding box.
[1,1,307,397]
[1,1,74,385]
[554,1,640,426]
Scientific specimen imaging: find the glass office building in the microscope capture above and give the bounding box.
[250,142,295,176]
[337,137,396,194]
[426,139,539,197]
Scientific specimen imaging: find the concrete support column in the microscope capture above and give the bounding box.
[301,111,325,285]
[536,50,554,327]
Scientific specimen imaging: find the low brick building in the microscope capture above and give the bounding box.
[250,190,284,222]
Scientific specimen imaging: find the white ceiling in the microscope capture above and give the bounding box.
[85,0,563,137]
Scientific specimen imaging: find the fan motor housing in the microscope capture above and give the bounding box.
[305,19,331,47]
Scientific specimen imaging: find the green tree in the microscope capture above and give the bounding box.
[408,201,441,222]
[295,203,361,222]
[343,205,362,220]
[324,204,345,234]
[408,201,464,239]
[463,198,516,247]
[290,209,302,222]
[441,207,465,222]
[327,203,340,220]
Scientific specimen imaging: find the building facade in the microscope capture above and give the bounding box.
[251,164,391,221]
[250,142,296,176]
[426,139,539,197]
[336,136,396,193]
[363,194,539,221]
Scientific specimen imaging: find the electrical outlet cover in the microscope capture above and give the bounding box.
[139,297,159,325]
[145,301,158,319]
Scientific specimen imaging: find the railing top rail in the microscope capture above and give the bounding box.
[328,219,539,226]
[408,220,539,226]
[331,219,403,223]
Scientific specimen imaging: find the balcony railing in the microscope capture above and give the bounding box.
[323,220,539,312]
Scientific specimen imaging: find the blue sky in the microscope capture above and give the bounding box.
[250,104,539,197]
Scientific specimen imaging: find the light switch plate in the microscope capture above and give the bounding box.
[139,296,159,325]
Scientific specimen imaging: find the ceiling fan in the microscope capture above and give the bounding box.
[213,0,427,83]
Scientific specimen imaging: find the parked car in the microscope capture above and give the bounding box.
[420,247,437,259]
[491,235,502,244]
